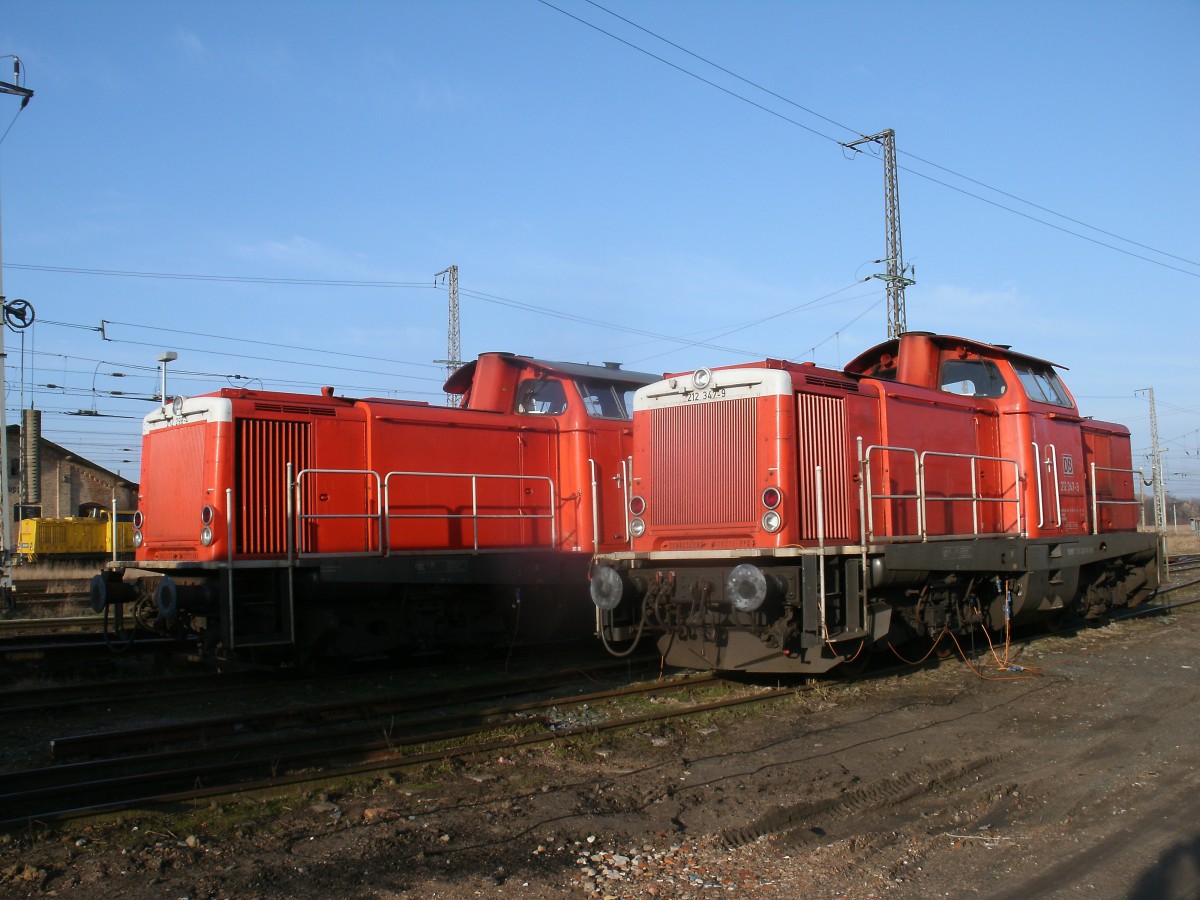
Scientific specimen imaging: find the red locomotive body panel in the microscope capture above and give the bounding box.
[1081,420,1142,533]
[101,354,656,659]
[592,333,1159,674]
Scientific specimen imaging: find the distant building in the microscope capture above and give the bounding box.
[4,423,139,547]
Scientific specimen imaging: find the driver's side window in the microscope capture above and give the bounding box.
[516,378,568,415]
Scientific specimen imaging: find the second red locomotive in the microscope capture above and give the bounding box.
[93,352,656,662]
[590,332,1160,673]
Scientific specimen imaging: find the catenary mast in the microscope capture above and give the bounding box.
[843,129,914,340]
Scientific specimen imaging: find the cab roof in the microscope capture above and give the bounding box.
[443,352,659,395]
[843,332,1066,379]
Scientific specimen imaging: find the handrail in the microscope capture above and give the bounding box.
[620,457,632,544]
[285,462,296,645]
[815,464,828,640]
[588,458,600,553]
[862,444,1022,542]
[295,468,384,559]
[382,470,557,554]
[862,445,923,541]
[1032,441,1044,527]
[226,486,235,644]
[1047,443,1062,527]
[1089,462,1144,535]
[919,450,1022,539]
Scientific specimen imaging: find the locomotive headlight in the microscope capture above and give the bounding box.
[132,510,144,529]
[692,367,713,390]
[629,495,647,517]
[590,565,625,611]
[761,486,782,509]
[171,395,186,417]
[761,510,783,533]
[726,563,768,612]
[133,529,144,548]
[200,505,215,526]
[629,517,646,538]
[200,526,214,546]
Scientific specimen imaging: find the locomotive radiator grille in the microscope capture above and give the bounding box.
[236,419,310,555]
[143,424,207,542]
[796,392,852,540]
[650,398,758,526]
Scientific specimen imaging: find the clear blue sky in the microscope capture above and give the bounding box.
[1,1,1197,504]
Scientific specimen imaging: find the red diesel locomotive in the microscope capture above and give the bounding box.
[92,353,656,662]
[589,332,1160,673]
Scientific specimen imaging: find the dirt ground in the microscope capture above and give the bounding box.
[2,546,1199,899]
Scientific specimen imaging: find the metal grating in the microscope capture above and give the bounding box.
[803,374,859,393]
[254,402,337,417]
[236,419,310,555]
[143,424,207,542]
[795,392,851,540]
[650,398,758,526]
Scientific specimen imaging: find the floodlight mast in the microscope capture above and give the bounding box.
[158,351,178,411]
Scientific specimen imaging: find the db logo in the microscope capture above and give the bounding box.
[1061,455,1075,476]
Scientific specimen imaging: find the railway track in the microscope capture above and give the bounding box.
[0,658,689,826]
[0,615,102,638]
[3,571,1196,830]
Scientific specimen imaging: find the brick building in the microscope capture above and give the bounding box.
[4,424,139,547]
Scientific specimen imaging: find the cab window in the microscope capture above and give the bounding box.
[939,359,1007,398]
[575,379,632,420]
[516,378,568,416]
[1013,362,1072,407]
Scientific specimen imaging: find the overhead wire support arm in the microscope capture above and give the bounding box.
[843,129,914,340]
[0,54,34,110]
[0,80,32,107]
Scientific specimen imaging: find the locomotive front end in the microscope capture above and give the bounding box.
[135,396,235,564]
[591,363,864,672]
[90,393,236,638]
